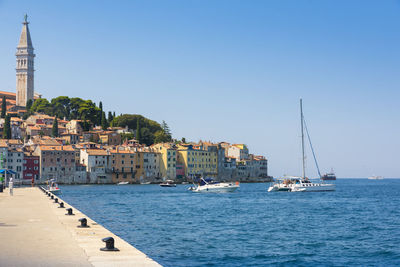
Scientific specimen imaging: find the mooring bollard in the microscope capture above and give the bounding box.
[100,237,119,251]
[58,202,64,208]
[54,198,58,203]
[78,218,90,228]
[50,195,54,199]
[65,208,74,215]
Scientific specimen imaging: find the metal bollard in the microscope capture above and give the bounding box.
[65,208,74,215]
[78,218,90,228]
[50,195,54,199]
[54,198,58,203]
[100,237,119,251]
[58,202,64,208]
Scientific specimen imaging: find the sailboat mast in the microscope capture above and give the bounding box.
[300,99,306,179]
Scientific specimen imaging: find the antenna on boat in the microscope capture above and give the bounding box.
[300,99,306,180]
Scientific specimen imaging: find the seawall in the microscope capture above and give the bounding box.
[0,186,162,267]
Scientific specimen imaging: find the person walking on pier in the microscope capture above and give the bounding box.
[9,177,13,196]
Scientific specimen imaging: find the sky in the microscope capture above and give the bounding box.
[0,0,399,178]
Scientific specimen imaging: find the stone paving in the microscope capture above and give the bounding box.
[0,187,162,267]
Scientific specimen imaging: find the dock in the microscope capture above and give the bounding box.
[0,187,162,267]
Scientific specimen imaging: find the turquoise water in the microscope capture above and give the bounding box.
[60,179,400,266]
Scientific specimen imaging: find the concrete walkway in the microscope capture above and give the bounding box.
[0,187,162,267]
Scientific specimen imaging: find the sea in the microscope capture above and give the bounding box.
[60,179,400,267]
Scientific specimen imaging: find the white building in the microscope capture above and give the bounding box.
[7,148,24,179]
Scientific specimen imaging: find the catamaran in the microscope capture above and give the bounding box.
[268,99,335,192]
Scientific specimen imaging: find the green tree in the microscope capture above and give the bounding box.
[181,137,186,143]
[26,99,33,111]
[69,97,85,119]
[108,111,113,124]
[161,120,172,139]
[2,114,11,139]
[121,132,134,142]
[51,96,71,119]
[154,130,170,144]
[52,116,59,137]
[1,96,6,118]
[31,98,51,114]
[140,127,154,146]
[136,118,141,143]
[101,111,108,130]
[78,100,100,126]
[98,101,103,125]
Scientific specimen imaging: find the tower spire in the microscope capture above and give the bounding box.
[16,14,35,107]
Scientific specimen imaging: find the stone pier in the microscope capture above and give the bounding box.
[0,187,162,267]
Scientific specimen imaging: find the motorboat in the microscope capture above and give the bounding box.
[117,181,129,185]
[160,180,177,187]
[140,181,151,185]
[267,176,301,192]
[47,180,61,195]
[368,176,383,180]
[189,177,239,193]
[268,99,335,193]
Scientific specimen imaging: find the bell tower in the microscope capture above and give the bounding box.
[16,14,35,107]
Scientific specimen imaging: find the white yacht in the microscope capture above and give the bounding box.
[117,181,129,185]
[189,177,239,193]
[268,99,335,193]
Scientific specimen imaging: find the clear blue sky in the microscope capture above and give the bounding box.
[0,0,399,178]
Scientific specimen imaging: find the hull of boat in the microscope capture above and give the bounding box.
[192,184,239,193]
[291,184,335,192]
[267,185,291,192]
[321,177,336,181]
[160,184,176,187]
[49,188,61,195]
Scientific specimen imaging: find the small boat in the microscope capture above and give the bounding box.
[160,180,177,187]
[117,181,129,185]
[140,181,151,185]
[189,177,239,193]
[267,176,300,192]
[321,169,336,180]
[368,176,384,180]
[48,180,61,195]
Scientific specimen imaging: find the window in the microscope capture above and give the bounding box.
[34,166,38,170]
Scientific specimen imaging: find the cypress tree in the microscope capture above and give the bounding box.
[101,111,108,130]
[52,116,59,137]
[98,101,103,125]
[136,118,141,143]
[108,111,113,123]
[2,114,11,139]
[1,96,6,118]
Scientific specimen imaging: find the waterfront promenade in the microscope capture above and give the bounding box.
[0,187,161,267]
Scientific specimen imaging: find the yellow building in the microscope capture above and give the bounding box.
[151,143,176,180]
[177,144,217,178]
[110,148,139,183]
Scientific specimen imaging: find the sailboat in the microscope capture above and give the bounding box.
[268,99,335,192]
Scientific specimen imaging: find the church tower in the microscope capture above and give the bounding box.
[16,14,35,107]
